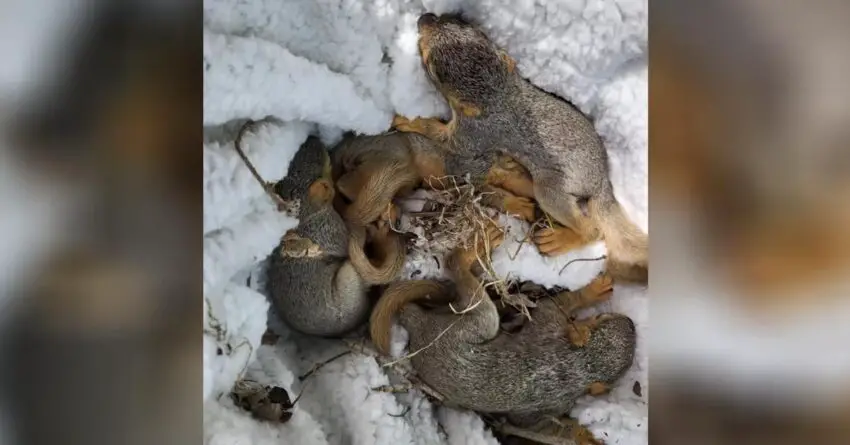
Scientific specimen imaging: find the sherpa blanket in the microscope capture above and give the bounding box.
[202,1,647,444]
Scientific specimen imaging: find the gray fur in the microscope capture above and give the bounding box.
[265,135,370,337]
[422,15,618,216]
[418,14,649,281]
[398,284,636,425]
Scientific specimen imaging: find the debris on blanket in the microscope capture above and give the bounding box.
[396,177,538,317]
[230,380,295,423]
[397,175,494,256]
[492,280,574,332]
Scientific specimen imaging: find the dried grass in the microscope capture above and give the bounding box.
[396,175,535,319]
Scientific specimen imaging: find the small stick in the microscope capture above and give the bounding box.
[388,406,411,418]
[559,255,608,276]
[372,384,413,393]
[233,120,290,211]
[381,318,462,368]
[509,218,545,261]
[298,350,352,381]
[406,376,446,403]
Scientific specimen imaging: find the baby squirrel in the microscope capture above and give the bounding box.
[369,224,636,427]
[331,131,441,224]
[265,134,407,337]
[332,131,538,234]
[388,13,648,283]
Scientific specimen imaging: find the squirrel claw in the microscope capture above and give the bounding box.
[504,196,537,222]
[534,225,584,256]
[567,313,618,347]
[483,222,505,250]
[566,322,591,347]
[391,114,411,129]
[552,417,605,445]
[370,203,399,238]
[455,222,504,267]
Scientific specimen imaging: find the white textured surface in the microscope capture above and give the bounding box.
[202,0,647,444]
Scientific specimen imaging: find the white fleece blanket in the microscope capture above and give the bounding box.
[202,1,647,444]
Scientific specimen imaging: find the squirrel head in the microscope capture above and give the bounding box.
[416,13,517,113]
[273,136,334,212]
[583,315,637,382]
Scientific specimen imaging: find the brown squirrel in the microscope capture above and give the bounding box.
[332,131,538,234]
[383,13,648,283]
[263,131,407,337]
[368,223,636,436]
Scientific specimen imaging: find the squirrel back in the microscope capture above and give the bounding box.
[414,14,648,283]
[372,278,636,418]
[264,134,406,337]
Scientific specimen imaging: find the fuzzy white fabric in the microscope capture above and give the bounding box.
[202,0,647,444]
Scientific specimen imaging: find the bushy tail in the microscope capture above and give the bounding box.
[347,225,406,285]
[370,280,451,355]
[590,196,648,284]
[344,160,421,225]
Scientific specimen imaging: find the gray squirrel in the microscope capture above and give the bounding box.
[254,128,406,337]
[370,223,636,437]
[390,13,647,283]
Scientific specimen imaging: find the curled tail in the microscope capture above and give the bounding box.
[347,225,406,285]
[344,160,421,225]
[369,280,452,355]
[590,196,648,284]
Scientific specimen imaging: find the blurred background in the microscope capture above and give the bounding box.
[650,0,850,444]
[0,1,198,444]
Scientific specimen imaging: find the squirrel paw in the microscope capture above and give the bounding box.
[503,196,537,222]
[534,225,584,256]
[587,381,611,396]
[562,419,604,445]
[582,273,614,301]
[366,203,400,242]
[512,416,604,445]
[279,231,323,258]
[376,203,400,230]
[456,222,505,267]
[567,313,618,347]
[566,322,592,347]
[474,222,505,256]
[391,114,412,130]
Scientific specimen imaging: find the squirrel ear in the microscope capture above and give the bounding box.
[308,178,334,204]
[448,95,482,118]
[499,50,516,74]
[459,102,481,117]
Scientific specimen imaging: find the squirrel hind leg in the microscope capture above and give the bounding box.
[479,185,537,223]
[533,181,591,234]
[484,156,535,198]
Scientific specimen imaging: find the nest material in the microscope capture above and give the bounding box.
[398,176,493,255]
[396,176,535,317]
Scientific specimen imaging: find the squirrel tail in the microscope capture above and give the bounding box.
[591,194,648,284]
[345,160,421,225]
[370,280,451,355]
[347,225,407,285]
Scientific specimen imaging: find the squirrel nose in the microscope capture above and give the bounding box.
[418,13,438,28]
